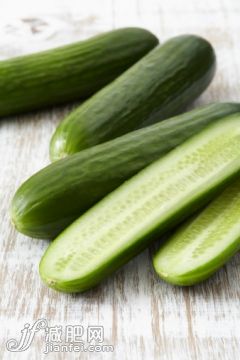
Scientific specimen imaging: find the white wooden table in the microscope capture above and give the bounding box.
[1,0,240,359]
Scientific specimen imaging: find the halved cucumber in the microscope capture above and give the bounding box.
[40,114,240,292]
[11,103,240,239]
[153,180,240,286]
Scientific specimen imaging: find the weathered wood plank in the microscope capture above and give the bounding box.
[0,0,240,359]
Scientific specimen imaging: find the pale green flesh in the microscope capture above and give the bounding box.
[40,114,240,292]
[153,180,240,285]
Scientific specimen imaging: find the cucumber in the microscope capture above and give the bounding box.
[39,114,240,292]
[50,34,216,161]
[11,103,240,239]
[0,28,158,117]
[153,180,240,286]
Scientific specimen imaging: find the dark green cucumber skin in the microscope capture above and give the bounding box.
[0,28,158,117]
[11,103,240,239]
[39,114,240,293]
[50,34,216,161]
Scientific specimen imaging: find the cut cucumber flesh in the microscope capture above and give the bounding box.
[39,114,240,292]
[11,103,240,239]
[153,180,240,286]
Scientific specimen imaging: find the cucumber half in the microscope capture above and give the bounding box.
[11,103,240,239]
[153,180,240,286]
[40,114,240,293]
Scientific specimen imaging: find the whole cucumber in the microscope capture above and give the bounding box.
[11,103,240,239]
[50,34,216,161]
[0,28,158,117]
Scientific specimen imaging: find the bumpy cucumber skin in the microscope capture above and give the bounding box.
[153,182,240,286]
[0,28,158,117]
[39,114,240,293]
[50,34,216,161]
[11,103,240,239]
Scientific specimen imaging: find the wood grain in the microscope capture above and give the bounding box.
[0,0,240,359]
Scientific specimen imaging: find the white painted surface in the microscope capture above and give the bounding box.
[0,0,240,359]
